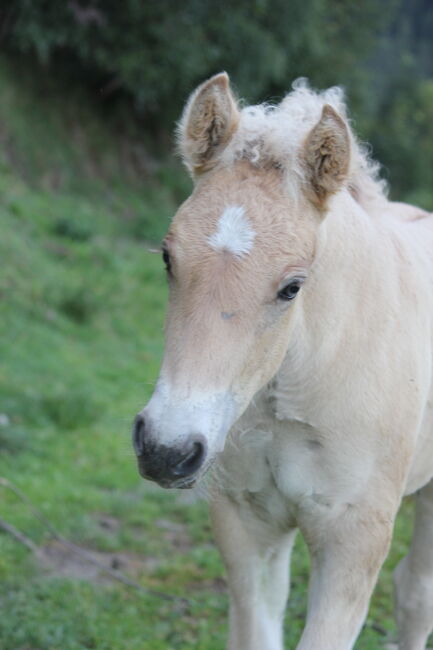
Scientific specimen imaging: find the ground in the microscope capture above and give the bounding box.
[0,55,429,650]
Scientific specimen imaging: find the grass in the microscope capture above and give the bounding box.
[0,54,427,649]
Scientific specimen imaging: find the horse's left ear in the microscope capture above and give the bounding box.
[303,104,350,207]
[177,72,240,176]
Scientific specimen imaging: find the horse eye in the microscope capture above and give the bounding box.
[277,280,302,301]
[162,247,171,273]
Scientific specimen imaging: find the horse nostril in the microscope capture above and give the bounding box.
[132,414,146,456]
[172,436,207,478]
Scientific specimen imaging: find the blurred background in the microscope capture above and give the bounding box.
[0,1,432,648]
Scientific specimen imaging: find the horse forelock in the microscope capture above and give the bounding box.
[218,79,388,211]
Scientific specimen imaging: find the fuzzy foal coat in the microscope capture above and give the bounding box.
[135,73,433,650]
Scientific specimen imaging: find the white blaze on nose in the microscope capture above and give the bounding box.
[144,378,238,453]
[208,205,255,258]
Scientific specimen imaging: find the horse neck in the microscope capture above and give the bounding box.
[277,190,393,395]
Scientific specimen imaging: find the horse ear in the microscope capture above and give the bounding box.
[177,72,240,176]
[303,104,350,207]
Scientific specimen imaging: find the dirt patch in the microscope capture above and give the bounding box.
[127,517,194,552]
[37,539,226,599]
[190,577,227,594]
[38,539,161,583]
[94,513,121,534]
[154,518,193,552]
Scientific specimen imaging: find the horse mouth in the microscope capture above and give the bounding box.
[137,458,213,490]
[155,475,198,489]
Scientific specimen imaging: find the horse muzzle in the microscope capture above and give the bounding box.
[132,414,207,488]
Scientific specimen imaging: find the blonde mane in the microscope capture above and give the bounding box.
[220,79,388,211]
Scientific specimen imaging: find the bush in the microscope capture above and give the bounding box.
[3,0,433,206]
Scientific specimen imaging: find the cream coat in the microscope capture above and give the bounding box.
[137,73,433,650]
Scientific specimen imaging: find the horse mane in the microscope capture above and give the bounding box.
[221,79,388,211]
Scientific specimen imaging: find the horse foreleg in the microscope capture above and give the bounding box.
[210,494,296,650]
[394,479,433,650]
[295,498,395,650]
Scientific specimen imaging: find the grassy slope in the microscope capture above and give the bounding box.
[0,56,423,649]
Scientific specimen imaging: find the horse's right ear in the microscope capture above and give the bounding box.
[177,72,239,176]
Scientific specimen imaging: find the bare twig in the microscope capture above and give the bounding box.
[0,477,190,608]
[0,516,42,557]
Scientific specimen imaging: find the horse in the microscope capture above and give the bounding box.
[132,72,433,650]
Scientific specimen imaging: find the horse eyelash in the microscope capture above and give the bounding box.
[162,246,172,274]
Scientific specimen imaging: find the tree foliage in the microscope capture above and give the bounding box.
[2,0,433,206]
[2,0,393,114]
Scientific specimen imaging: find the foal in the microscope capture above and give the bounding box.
[133,73,433,650]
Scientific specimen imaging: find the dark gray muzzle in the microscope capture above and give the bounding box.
[132,414,207,488]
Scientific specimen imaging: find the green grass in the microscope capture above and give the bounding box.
[0,54,425,649]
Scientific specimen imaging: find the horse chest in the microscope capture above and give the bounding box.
[219,415,357,531]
